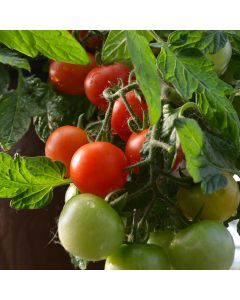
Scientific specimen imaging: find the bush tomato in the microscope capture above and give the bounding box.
[111,91,148,142]
[169,220,235,270]
[125,129,149,173]
[45,125,88,177]
[49,53,96,95]
[84,63,131,111]
[58,194,124,261]
[177,173,240,221]
[70,142,128,197]
[105,243,171,270]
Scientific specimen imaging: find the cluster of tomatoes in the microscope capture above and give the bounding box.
[44,32,239,270]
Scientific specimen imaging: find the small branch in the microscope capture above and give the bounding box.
[150,140,174,153]
[125,158,150,171]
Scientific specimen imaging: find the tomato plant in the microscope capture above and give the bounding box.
[84,63,131,110]
[169,220,235,270]
[105,244,171,270]
[1,30,240,271]
[49,52,96,95]
[177,173,240,221]
[125,129,149,173]
[111,91,148,142]
[45,125,88,177]
[70,142,128,197]
[58,194,124,261]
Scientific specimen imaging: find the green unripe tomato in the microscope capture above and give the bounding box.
[58,194,125,261]
[65,183,79,203]
[147,230,175,253]
[207,40,232,76]
[177,174,240,221]
[169,220,235,270]
[105,244,171,270]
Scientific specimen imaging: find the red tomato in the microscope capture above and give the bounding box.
[84,63,131,111]
[79,30,103,51]
[172,147,184,171]
[111,90,148,142]
[70,142,128,197]
[49,53,96,95]
[125,129,149,173]
[45,126,88,177]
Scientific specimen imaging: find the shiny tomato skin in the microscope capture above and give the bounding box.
[79,30,103,51]
[111,91,148,142]
[58,194,125,261]
[125,129,149,173]
[169,220,235,270]
[70,142,128,197]
[49,53,96,95]
[177,174,240,221]
[147,230,175,253]
[105,244,171,270]
[45,126,88,177]
[84,63,131,111]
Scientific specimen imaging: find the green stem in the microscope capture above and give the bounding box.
[125,158,150,171]
[150,140,174,153]
[120,90,142,129]
[95,100,114,141]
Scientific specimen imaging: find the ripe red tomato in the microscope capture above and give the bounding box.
[70,142,128,197]
[172,147,184,171]
[79,30,103,52]
[111,90,148,142]
[125,129,149,173]
[84,63,131,111]
[49,52,96,95]
[45,126,88,177]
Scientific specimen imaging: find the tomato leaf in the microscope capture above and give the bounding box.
[0,74,46,151]
[158,46,240,149]
[127,30,161,125]
[174,117,237,193]
[0,64,9,93]
[226,31,240,54]
[0,30,89,64]
[0,46,30,71]
[33,85,96,142]
[169,30,229,54]
[102,30,153,64]
[0,152,70,209]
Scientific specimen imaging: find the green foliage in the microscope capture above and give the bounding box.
[0,30,89,64]
[0,65,9,93]
[34,87,96,142]
[0,73,46,150]
[127,31,161,125]
[0,46,30,71]
[157,46,240,149]
[101,30,153,64]
[0,152,70,209]
[174,117,237,193]
[169,30,228,54]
